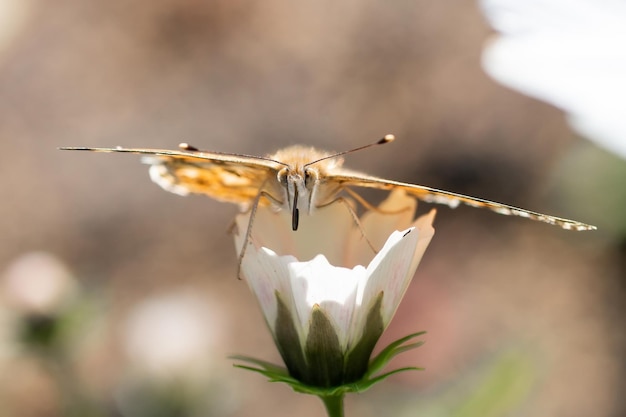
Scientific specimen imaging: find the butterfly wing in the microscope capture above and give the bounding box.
[329,170,596,231]
[60,146,283,205]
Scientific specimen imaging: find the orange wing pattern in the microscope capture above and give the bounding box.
[60,146,282,205]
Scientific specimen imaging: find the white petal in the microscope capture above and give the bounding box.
[240,242,298,332]
[288,255,366,349]
[360,228,419,327]
[358,209,435,331]
[346,190,417,267]
[408,209,436,277]
[481,0,626,159]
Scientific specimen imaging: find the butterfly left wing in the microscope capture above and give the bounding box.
[60,146,283,206]
[328,170,596,231]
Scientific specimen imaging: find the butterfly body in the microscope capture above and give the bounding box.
[60,138,596,232]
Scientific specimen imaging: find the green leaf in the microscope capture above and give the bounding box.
[449,352,535,417]
[373,349,537,417]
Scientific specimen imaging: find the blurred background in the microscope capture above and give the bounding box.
[0,1,624,416]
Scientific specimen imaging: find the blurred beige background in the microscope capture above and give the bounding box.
[0,1,623,416]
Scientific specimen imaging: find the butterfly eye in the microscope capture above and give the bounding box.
[303,168,318,187]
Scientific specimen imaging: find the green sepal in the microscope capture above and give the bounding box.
[342,292,384,383]
[304,306,344,387]
[229,355,291,377]
[231,331,426,396]
[273,292,307,380]
[365,331,426,378]
[18,295,99,355]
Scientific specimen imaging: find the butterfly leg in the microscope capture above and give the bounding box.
[316,197,378,254]
[343,187,413,215]
[234,190,284,280]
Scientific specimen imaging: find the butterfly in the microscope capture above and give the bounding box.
[60,135,596,232]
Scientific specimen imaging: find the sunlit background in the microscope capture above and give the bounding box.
[0,1,624,416]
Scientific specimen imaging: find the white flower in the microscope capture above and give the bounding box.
[480,0,626,159]
[0,1,32,61]
[123,291,224,380]
[118,292,237,417]
[2,252,76,314]
[234,191,435,387]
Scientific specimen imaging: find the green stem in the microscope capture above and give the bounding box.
[44,351,104,417]
[320,394,345,417]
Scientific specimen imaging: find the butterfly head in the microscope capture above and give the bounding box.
[277,161,323,231]
[270,136,395,231]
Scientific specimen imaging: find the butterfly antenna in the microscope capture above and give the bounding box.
[178,142,291,167]
[304,134,395,168]
[178,143,199,151]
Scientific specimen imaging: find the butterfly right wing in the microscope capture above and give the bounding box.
[60,146,283,205]
[328,169,596,231]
